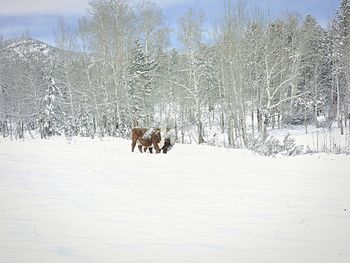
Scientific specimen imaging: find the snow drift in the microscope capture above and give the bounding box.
[0,137,349,263]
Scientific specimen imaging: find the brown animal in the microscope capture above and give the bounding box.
[131,127,161,153]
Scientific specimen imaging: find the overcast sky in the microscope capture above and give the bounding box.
[0,0,340,46]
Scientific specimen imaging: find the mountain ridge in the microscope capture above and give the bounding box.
[1,37,56,62]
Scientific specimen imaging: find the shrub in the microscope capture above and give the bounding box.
[247,133,303,156]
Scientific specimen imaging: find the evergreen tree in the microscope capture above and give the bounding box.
[41,73,66,138]
[330,0,350,133]
[127,39,158,127]
[196,45,220,129]
[297,15,328,128]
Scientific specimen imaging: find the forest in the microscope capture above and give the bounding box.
[0,0,349,150]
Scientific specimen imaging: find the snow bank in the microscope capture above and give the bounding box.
[0,137,349,263]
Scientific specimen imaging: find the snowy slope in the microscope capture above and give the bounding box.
[0,137,350,263]
[1,37,56,62]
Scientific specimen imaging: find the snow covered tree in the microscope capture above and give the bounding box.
[296,15,328,130]
[244,23,265,135]
[82,0,137,136]
[257,17,303,138]
[330,0,350,133]
[136,1,169,54]
[54,17,78,127]
[127,39,158,127]
[176,8,207,144]
[196,45,220,130]
[215,0,252,146]
[41,74,66,138]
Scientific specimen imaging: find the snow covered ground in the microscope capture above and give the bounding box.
[0,137,350,263]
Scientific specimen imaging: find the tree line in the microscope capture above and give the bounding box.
[0,0,349,148]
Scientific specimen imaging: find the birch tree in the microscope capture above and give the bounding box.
[177,8,206,143]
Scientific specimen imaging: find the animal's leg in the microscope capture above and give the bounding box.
[153,142,161,153]
[149,148,153,154]
[131,140,136,152]
[143,147,147,152]
[138,144,143,153]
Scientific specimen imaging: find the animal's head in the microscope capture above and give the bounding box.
[161,138,174,154]
[153,128,161,143]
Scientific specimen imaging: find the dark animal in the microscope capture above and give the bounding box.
[131,127,161,153]
[161,138,173,154]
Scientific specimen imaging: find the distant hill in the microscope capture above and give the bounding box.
[1,37,56,63]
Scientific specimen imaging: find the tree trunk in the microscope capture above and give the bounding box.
[277,111,281,129]
[227,121,234,147]
[257,109,262,133]
[220,113,225,133]
[197,119,205,144]
[20,121,24,139]
[251,110,254,137]
[2,120,7,138]
[174,120,178,142]
[240,118,247,147]
[304,109,308,134]
[340,114,344,135]
[9,119,13,140]
[262,113,269,140]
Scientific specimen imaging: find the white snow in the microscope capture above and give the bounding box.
[0,137,350,263]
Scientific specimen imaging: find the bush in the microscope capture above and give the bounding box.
[247,133,303,156]
[282,134,303,156]
[282,112,313,126]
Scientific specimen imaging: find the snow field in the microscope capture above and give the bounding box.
[0,137,350,263]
